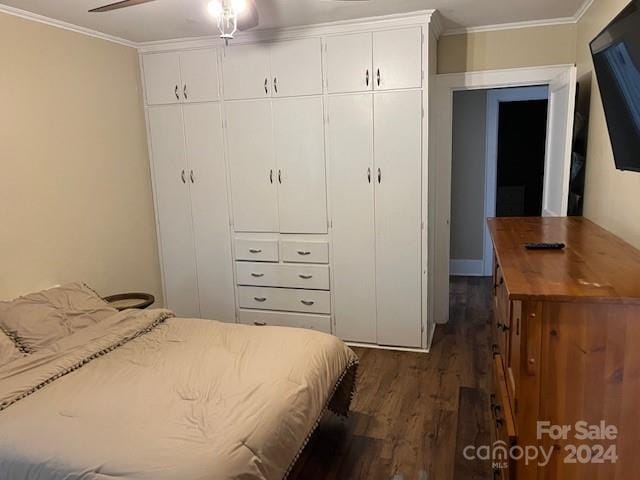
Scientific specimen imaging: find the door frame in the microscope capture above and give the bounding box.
[482,86,549,276]
[432,64,576,325]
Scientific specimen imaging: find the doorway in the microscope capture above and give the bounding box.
[449,86,549,277]
[482,86,549,275]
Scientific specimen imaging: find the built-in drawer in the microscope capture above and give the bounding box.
[238,309,331,334]
[236,262,330,290]
[238,286,330,314]
[235,239,279,262]
[280,240,329,264]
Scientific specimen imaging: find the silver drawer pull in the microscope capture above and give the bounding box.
[299,274,313,280]
[251,273,265,278]
[254,297,267,302]
[301,300,315,306]
[254,321,267,326]
[249,249,262,254]
[297,250,312,256]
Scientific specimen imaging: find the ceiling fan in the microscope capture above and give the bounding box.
[89,0,260,42]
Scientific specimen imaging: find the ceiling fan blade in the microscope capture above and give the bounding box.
[237,0,259,31]
[89,0,156,13]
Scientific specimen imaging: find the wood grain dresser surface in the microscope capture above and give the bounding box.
[488,217,640,304]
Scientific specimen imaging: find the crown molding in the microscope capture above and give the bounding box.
[138,10,437,53]
[442,0,595,36]
[0,3,135,47]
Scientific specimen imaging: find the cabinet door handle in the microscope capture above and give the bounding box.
[254,297,267,302]
[366,69,369,87]
[181,170,186,184]
[278,169,282,184]
[269,169,274,184]
[175,85,180,100]
[190,170,194,183]
[367,167,371,183]
[297,250,311,256]
[183,84,188,100]
[377,68,381,87]
[249,248,262,254]
[264,77,268,94]
[377,168,381,184]
[273,77,278,94]
[301,300,315,306]
[251,273,265,278]
[254,321,267,326]
[299,274,313,280]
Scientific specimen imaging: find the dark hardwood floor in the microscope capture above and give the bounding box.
[290,277,494,480]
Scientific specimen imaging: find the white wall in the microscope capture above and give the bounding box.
[450,90,487,272]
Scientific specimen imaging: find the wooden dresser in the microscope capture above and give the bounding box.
[488,217,640,480]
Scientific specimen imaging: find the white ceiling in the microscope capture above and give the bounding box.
[0,0,587,44]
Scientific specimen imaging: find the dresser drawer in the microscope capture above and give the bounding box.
[280,240,329,264]
[236,263,330,290]
[235,239,279,262]
[238,286,331,314]
[238,309,331,334]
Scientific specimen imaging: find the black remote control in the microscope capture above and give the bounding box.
[525,242,566,250]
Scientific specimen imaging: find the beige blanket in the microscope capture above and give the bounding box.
[0,309,358,480]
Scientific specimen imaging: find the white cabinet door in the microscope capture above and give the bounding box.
[325,33,373,94]
[226,100,279,232]
[374,91,422,348]
[373,27,422,91]
[328,94,377,343]
[180,49,220,103]
[142,53,182,105]
[147,106,200,317]
[273,97,327,233]
[270,38,323,97]
[183,103,235,322]
[221,44,271,100]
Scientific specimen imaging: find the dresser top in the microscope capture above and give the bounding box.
[488,217,640,304]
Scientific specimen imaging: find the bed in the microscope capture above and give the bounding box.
[0,283,358,480]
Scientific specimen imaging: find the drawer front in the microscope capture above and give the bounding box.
[236,262,330,290]
[491,354,517,479]
[238,286,331,314]
[280,240,329,264]
[235,239,279,262]
[238,309,331,334]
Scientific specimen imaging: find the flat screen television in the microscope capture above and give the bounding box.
[590,0,640,172]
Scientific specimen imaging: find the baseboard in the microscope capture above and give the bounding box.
[450,259,484,277]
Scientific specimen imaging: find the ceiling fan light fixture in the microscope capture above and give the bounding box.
[208,0,249,44]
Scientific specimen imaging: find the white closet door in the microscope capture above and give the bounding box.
[328,94,377,343]
[270,38,323,97]
[180,49,220,103]
[273,97,328,234]
[221,44,271,100]
[183,103,235,322]
[373,27,422,91]
[374,91,422,348]
[142,53,182,105]
[226,100,279,232]
[147,106,200,317]
[325,33,373,94]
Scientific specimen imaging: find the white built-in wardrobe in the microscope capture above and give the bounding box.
[141,11,440,350]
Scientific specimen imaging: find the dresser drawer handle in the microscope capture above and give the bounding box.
[254,321,267,326]
[299,274,313,280]
[254,297,267,302]
[251,273,265,278]
[297,250,312,256]
[249,249,262,254]
[300,300,315,306]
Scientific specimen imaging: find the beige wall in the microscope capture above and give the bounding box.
[438,24,578,74]
[450,90,487,261]
[577,0,640,249]
[0,12,163,301]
